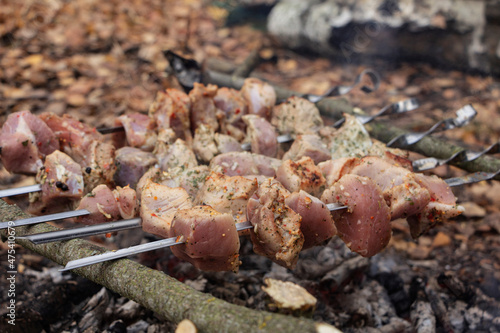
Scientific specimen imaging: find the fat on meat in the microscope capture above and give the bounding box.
[407,173,464,238]
[154,138,198,171]
[276,157,326,197]
[214,133,243,154]
[209,152,282,177]
[271,96,323,136]
[28,150,84,215]
[76,184,121,225]
[321,174,392,257]
[282,134,330,164]
[113,147,157,189]
[113,186,138,220]
[189,83,219,132]
[0,111,59,174]
[318,157,360,188]
[195,171,258,223]
[40,112,103,164]
[240,78,276,119]
[168,206,240,272]
[82,141,116,193]
[246,179,304,268]
[349,156,431,220]
[242,115,278,157]
[112,112,157,151]
[285,191,337,249]
[140,181,193,238]
[213,87,248,141]
[148,89,192,145]
[192,124,218,163]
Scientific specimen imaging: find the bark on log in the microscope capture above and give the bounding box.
[205,70,500,178]
[0,200,339,333]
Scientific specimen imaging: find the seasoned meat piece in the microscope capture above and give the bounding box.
[282,134,330,164]
[247,179,304,268]
[81,141,116,193]
[140,181,193,238]
[171,165,209,198]
[28,150,84,215]
[189,83,219,131]
[112,112,157,151]
[0,111,59,174]
[407,174,464,238]
[271,96,323,135]
[276,157,326,197]
[76,185,121,225]
[321,174,392,257]
[213,87,248,141]
[155,138,198,171]
[192,124,218,163]
[195,172,258,223]
[240,78,276,119]
[113,186,138,220]
[40,112,103,164]
[210,152,282,177]
[214,133,243,154]
[319,114,372,159]
[368,140,410,163]
[242,115,278,157]
[349,156,431,220]
[169,206,240,272]
[286,191,337,249]
[136,167,170,201]
[318,157,360,188]
[149,89,192,145]
[113,147,157,189]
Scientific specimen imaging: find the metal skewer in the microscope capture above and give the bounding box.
[412,141,500,172]
[387,104,477,148]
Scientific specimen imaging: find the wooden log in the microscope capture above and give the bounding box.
[0,200,339,333]
[205,70,500,178]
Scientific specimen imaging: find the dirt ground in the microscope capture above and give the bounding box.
[1,1,500,332]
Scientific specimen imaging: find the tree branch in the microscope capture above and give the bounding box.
[0,200,338,332]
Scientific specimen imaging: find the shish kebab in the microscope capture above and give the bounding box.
[0,96,420,199]
[0,100,477,201]
[0,102,476,230]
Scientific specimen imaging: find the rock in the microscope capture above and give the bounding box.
[268,0,500,75]
[460,202,487,218]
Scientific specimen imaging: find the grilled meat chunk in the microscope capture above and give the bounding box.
[195,172,258,223]
[242,114,278,157]
[318,157,359,188]
[82,141,116,193]
[276,157,326,197]
[0,110,59,174]
[285,191,337,249]
[76,184,121,225]
[210,152,282,177]
[240,78,276,119]
[169,205,240,272]
[192,124,218,163]
[321,174,392,257]
[213,87,248,141]
[140,181,193,238]
[214,133,243,154]
[113,185,138,220]
[112,112,157,151]
[113,147,157,189]
[271,96,323,136]
[155,138,198,171]
[282,134,330,164]
[247,179,304,268]
[28,150,84,215]
[189,83,219,132]
[149,89,192,145]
